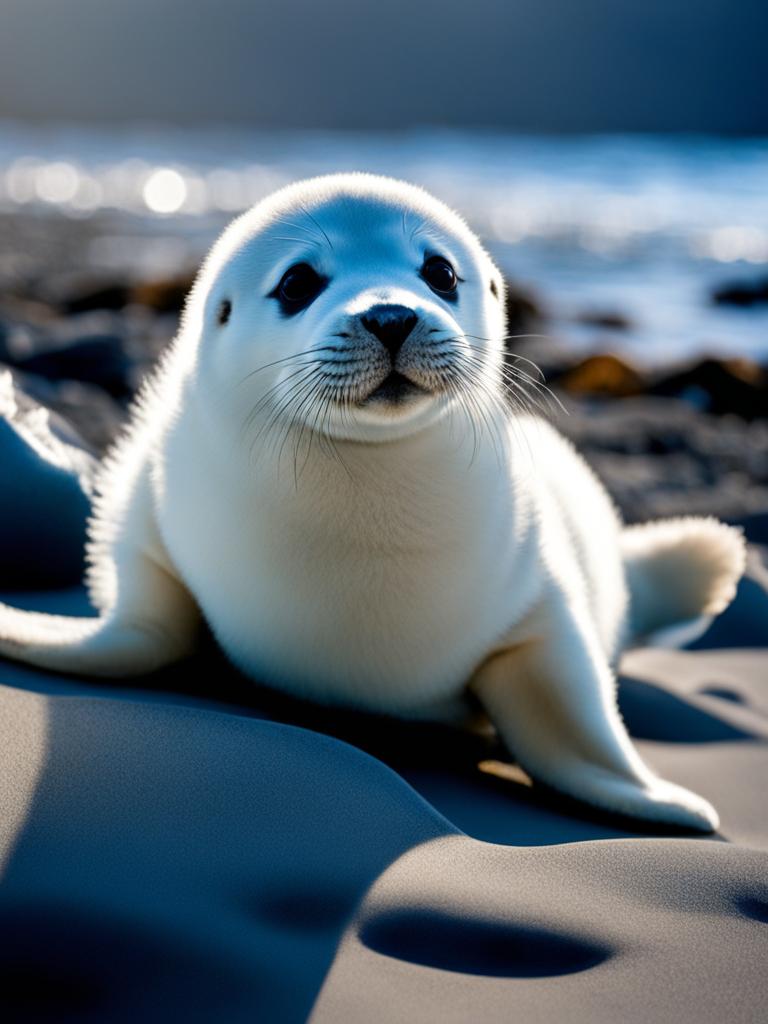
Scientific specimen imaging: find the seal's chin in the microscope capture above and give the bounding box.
[360,370,430,408]
[316,368,451,442]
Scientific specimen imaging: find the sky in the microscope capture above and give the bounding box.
[0,0,766,133]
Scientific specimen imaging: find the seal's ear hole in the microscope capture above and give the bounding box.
[217,298,232,326]
[490,279,499,299]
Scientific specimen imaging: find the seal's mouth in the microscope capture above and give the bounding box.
[361,371,430,406]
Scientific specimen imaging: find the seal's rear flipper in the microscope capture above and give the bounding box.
[0,603,194,678]
[0,553,199,678]
[622,517,746,645]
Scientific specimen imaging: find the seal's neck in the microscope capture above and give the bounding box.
[251,403,518,534]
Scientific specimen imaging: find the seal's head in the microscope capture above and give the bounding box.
[189,173,506,447]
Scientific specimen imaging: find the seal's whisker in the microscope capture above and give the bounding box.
[249,380,315,468]
[497,362,568,416]
[274,372,328,467]
[454,351,530,464]
[291,375,338,480]
[248,367,323,464]
[270,235,325,248]
[507,368,569,416]
[239,365,316,444]
[274,385,324,480]
[295,382,329,481]
[236,346,347,388]
[442,353,505,467]
[282,380,323,480]
[242,367,315,444]
[455,380,482,466]
[241,362,324,436]
[462,373,506,467]
[450,369,487,463]
[313,382,354,480]
[505,352,548,383]
[297,202,334,251]
[457,335,551,384]
[493,364,552,413]
[294,374,350,475]
[460,348,567,418]
[439,372,477,463]
[471,369,533,467]
[271,216,326,248]
[409,216,430,246]
[317,387,339,461]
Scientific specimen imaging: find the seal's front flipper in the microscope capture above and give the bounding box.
[0,554,199,678]
[470,604,718,832]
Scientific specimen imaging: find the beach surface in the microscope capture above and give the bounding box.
[0,386,766,1022]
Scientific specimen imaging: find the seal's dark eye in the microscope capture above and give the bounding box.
[270,263,327,314]
[421,255,459,298]
[217,298,232,325]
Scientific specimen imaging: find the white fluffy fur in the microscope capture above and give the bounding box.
[623,517,746,643]
[0,174,746,831]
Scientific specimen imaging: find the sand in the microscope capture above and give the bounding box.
[0,391,767,1022]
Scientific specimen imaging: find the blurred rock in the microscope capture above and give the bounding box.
[131,274,195,314]
[555,353,647,398]
[542,352,768,420]
[552,395,768,523]
[62,281,131,314]
[501,333,576,384]
[650,358,768,420]
[11,335,133,400]
[574,310,633,330]
[13,370,128,452]
[503,280,544,336]
[711,276,768,307]
[0,314,49,363]
[0,371,94,587]
[30,271,194,317]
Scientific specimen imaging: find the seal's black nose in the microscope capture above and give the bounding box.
[361,304,418,356]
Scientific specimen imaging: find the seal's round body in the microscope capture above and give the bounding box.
[0,174,745,831]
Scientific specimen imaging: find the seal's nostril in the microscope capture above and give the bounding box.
[361,304,418,356]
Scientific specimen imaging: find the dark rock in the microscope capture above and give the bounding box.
[0,374,93,587]
[501,334,576,384]
[574,310,633,331]
[0,315,48,364]
[62,282,131,314]
[550,395,768,523]
[13,371,128,452]
[555,353,647,398]
[650,358,768,420]
[50,273,193,317]
[711,277,768,307]
[131,275,195,314]
[645,433,688,456]
[12,335,133,400]
[503,280,544,336]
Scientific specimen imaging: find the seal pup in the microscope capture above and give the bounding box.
[0,174,745,831]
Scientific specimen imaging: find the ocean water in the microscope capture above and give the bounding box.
[1,123,767,364]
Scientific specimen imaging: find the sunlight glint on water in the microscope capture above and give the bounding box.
[1,123,767,363]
